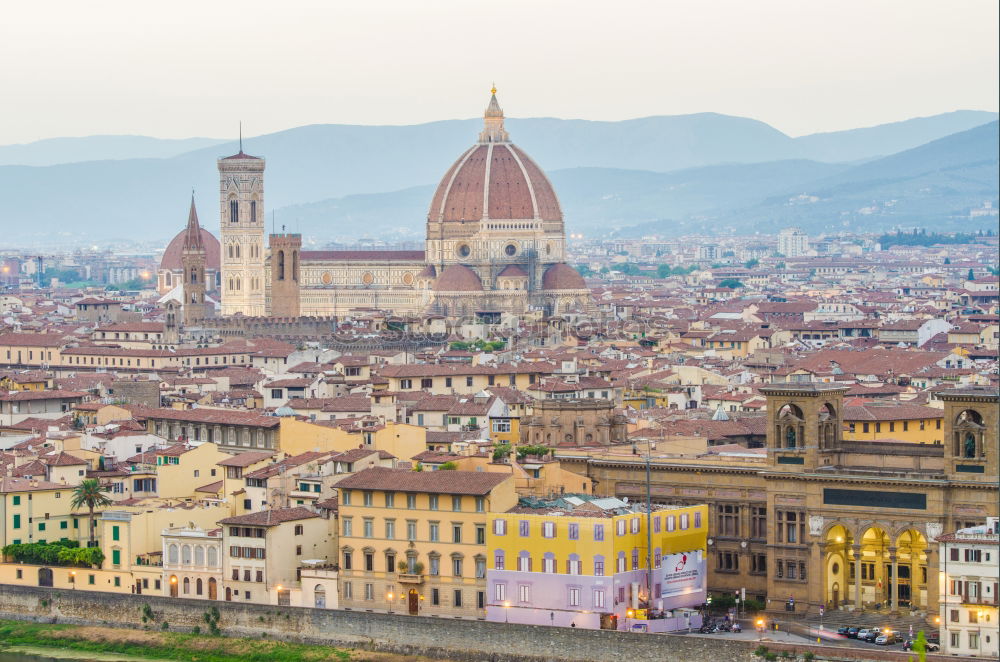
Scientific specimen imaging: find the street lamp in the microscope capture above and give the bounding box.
[387,592,394,614]
[503,600,510,623]
[70,571,76,590]
[976,610,984,655]
[756,618,765,641]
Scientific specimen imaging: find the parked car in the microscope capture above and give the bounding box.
[847,627,861,638]
[837,626,852,636]
[861,627,883,642]
[903,639,940,652]
[875,632,897,645]
[857,628,874,641]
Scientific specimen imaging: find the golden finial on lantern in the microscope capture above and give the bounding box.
[491,83,497,95]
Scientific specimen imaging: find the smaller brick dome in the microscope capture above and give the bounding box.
[542,263,586,290]
[434,265,483,292]
[497,264,528,278]
[160,227,220,272]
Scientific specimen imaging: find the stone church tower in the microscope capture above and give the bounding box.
[268,232,302,317]
[181,195,210,324]
[218,144,267,316]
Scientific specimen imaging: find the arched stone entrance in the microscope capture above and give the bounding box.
[38,567,53,587]
[823,524,853,609]
[893,528,928,610]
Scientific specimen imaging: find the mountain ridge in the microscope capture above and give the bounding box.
[0,112,995,244]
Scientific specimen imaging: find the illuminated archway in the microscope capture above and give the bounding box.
[893,529,928,609]
[823,524,853,609]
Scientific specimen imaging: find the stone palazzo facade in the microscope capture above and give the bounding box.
[559,385,999,620]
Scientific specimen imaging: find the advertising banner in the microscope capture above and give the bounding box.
[660,551,706,600]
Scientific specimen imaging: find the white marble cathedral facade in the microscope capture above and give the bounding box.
[217,90,591,320]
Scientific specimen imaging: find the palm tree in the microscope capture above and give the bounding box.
[70,479,112,545]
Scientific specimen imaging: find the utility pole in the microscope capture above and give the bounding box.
[645,445,654,608]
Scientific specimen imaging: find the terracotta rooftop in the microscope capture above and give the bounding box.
[219,506,319,526]
[336,466,510,496]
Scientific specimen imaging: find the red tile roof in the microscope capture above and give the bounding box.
[335,466,510,496]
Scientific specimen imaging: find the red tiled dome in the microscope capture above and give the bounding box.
[542,263,586,290]
[497,264,529,278]
[160,227,220,272]
[434,265,483,292]
[428,143,562,223]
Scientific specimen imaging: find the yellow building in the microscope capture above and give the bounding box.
[842,402,944,443]
[278,417,425,461]
[486,500,707,630]
[1,477,87,547]
[335,466,517,618]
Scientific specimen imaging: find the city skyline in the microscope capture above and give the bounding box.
[0,0,997,144]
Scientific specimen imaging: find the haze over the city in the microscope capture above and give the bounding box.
[1,0,997,144]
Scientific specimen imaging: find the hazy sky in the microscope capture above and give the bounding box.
[2,0,997,144]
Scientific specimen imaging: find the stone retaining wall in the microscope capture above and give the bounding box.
[0,584,969,662]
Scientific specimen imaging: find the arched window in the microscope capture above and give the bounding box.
[278,250,285,281]
[229,199,239,223]
[182,577,190,594]
[196,578,203,595]
[190,267,198,284]
[207,547,218,567]
[194,546,205,566]
[314,584,326,608]
[235,244,240,258]
[250,199,257,223]
[167,544,178,564]
[181,545,192,564]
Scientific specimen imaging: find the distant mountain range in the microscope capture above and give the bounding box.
[0,110,995,245]
[0,135,226,167]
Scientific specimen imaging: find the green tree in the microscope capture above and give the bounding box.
[744,258,759,269]
[943,257,951,265]
[491,443,512,462]
[912,630,927,662]
[968,268,975,281]
[718,278,744,289]
[70,478,112,545]
[438,461,458,471]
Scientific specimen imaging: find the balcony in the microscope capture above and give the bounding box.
[961,596,999,607]
[398,573,424,585]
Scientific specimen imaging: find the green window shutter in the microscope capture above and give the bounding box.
[60,521,68,529]
[12,496,20,505]
[112,526,120,541]
[12,514,20,529]
[112,550,121,565]
[38,522,46,531]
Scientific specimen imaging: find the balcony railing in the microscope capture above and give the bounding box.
[398,573,424,584]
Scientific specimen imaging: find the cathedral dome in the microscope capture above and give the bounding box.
[427,90,562,224]
[434,265,483,291]
[160,227,220,272]
[542,263,586,290]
